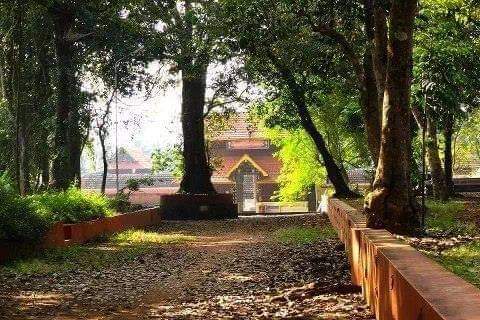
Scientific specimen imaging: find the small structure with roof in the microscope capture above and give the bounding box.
[209,114,293,213]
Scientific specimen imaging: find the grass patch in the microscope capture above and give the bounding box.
[111,229,196,245]
[432,241,480,287]
[273,226,337,245]
[426,200,476,235]
[2,229,196,275]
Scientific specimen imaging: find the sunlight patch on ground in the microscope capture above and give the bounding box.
[7,291,73,310]
[3,229,196,275]
[273,226,337,245]
[112,229,197,245]
[220,272,256,283]
[432,240,480,287]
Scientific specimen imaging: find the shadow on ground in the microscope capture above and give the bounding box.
[0,214,374,320]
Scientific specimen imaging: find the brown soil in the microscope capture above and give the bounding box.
[0,214,373,320]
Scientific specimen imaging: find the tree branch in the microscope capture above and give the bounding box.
[310,23,365,86]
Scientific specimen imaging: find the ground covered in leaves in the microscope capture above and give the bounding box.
[0,214,374,320]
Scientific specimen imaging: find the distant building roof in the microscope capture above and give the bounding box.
[108,147,152,171]
[82,172,176,190]
[211,113,264,141]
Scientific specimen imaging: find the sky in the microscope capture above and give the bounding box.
[82,62,183,172]
[83,60,252,173]
[112,77,183,153]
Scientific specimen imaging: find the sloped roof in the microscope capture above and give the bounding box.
[226,154,269,177]
[108,147,152,170]
[211,113,264,140]
[213,153,282,179]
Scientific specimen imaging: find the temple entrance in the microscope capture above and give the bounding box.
[242,173,257,212]
[233,163,260,213]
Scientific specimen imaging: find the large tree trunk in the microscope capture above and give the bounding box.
[0,46,6,102]
[12,2,30,195]
[50,4,81,190]
[178,67,216,194]
[36,34,52,188]
[364,0,420,234]
[361,0,384,165]
[426,113,449,200]
[443,113,455,196]
[360,53,382,164]
[372,2,388,109]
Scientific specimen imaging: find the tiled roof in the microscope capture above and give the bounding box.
[82,172,176,190]
[210,113,264,140]
[213,152,282,179]
[107,147,152,170]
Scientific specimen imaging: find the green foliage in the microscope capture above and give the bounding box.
[151,145,184,178]
[433,241,480,288]
[0,173,54,242]
[426,200,477,235]
[273,226,337,245]
[264,127,325,201]
[28,187,114,224]
[413,0,480,130]
[254,87,369,201]
[110,177,154,213]
[0,173,113,243]
[455,109,480,174]
[3,229,196,274]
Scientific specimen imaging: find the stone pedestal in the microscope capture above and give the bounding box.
[159,194,238,220]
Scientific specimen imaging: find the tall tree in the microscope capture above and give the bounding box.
[221,0,360,197]
[40,0,147,190]
[413,0,480,197]
[11,0,30,195]
[48,2,82,189]
[412,104,449,201]
[297,0,385,165]
[364,0,420,233]
[139,0,232,194]
[178,2,215,194]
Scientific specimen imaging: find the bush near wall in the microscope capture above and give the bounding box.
[28,187,114,224]
[0,174,114,243]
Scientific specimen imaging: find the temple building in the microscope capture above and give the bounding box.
[83,114,311,213]
[209,114,282,213]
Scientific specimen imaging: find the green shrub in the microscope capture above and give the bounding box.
[0,173,53,242]
[110,177,153,212]
[109,191,131,213]
[28,187,114,224]
[0,177,114,243]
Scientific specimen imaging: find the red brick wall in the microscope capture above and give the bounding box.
[328,198,480,320]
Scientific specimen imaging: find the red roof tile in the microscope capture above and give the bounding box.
[213,152,282,179]
[210,113,263,140]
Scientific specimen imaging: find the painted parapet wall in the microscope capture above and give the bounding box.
[0,208,162,263]
[328,198,480,320]
[63,207,161,245]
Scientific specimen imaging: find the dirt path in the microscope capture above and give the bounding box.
[0,214,373,319]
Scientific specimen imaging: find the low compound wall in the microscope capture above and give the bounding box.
[328,198,480,320]
[0,207,161,263]
[63,207,161,245]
